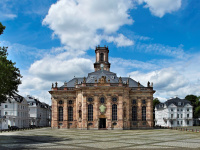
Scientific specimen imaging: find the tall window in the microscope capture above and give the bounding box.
[88,104,93,121]
[132,106,137,121]
[68,106,73,121]
[58,106,63,121]
[112,104,117,121]
[100,97,105,104]
[100,53,104,61]
[142,106,146,121]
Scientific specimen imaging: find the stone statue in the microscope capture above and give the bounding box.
[83,77,86,83]
[52,83,54,88]
[55,82,58,88]
[147,81,150,87]
[138,81,140,87]
[119,77,122,83]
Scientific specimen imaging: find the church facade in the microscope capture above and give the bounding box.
[49,46,155,129]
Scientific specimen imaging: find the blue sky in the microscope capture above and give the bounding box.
[0,0,200,104]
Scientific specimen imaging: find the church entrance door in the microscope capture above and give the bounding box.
[99,118,106,129]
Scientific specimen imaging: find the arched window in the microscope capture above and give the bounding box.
[142,100,146,104]
[68,106,73,121]
[88,104,93,121]
[58,106,63,121]
[88,98,93,102]
[68,100,73,104]
[132,100,136,105]
[142,106,146,121]
[112,97,117,102]
[132,106,137,121]
[100,97,105,104]
[100,53,104,61]
[112,104,117,121]
[58,100,63,104]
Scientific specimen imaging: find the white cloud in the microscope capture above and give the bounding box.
[43,0,134,50]
[135,43,186,59]
[0,14,17,20]
[138,0,182,17]
[105,34,134,47]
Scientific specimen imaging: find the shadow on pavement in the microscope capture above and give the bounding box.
[0,135,72,150]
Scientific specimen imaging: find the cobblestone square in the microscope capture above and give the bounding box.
[0,128,200,149]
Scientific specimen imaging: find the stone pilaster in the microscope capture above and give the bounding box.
[137,97,142,127]
[118,95,123,129]
[94,95,99,129]
[51,97,58,128]
[106,95,112,129]
[82,94,87,129]
[63,99,68,128]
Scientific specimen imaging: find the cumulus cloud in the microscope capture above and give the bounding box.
[105,34,134,47]
[43,0,134,50]
[129,68,189,91]
[29,56,93,81]
[138,0,182,17]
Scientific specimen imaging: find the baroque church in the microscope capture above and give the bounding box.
[49,46,155,129]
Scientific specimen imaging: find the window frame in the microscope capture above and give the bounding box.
[88,104,93,121]
[68,106,73,121]
[112,104,117,121]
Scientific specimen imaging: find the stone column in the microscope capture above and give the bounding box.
[106,95,112,129]
[82,94,87,129]
[124,94,130,129]
[63,99,68,128]
[118,95,123,129]
[51,97,58,128]
[93,95,98,129]
[137,97,142,127]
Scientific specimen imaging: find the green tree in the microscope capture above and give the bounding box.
[153,98,160,108]
[185,95,200,118]
[0,22,6,35]
[153,98,160,125]
[0,22,22,103]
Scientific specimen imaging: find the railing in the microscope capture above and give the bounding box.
[184,117,193,120]
[131,87,153,91]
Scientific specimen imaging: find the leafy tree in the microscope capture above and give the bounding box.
[153,98,160,124]
[153,98,160,108]
[185,95,200,118]
[0,22,22,103]
[0,22,6,35]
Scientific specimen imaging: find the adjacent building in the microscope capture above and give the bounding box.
[155,97,193,127]
[0,93,29,129]
[50,46,155,129]
[0,94,51,130]
[25,95,51,127]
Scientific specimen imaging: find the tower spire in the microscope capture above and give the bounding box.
[93,46,111,71]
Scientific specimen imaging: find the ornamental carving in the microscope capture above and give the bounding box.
[98,76,107,84]
[99,104,106,114]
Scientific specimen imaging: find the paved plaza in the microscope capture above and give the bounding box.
[0,128,200,149]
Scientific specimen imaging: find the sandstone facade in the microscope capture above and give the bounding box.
[49,46,155,129]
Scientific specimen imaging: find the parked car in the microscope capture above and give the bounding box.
[30,125,37,128]
[10,126,19,130]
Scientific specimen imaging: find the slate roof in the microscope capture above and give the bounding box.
[155,97,191,109]
[61,70,144,88]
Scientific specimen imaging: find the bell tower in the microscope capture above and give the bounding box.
[94,46,111,71]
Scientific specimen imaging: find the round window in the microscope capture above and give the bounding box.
[132,100,136,104]
[88,98,93,102]
[68,100,73,104]
[58,100,63,104]
[112,97,117,102]
[100,97,105,104]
